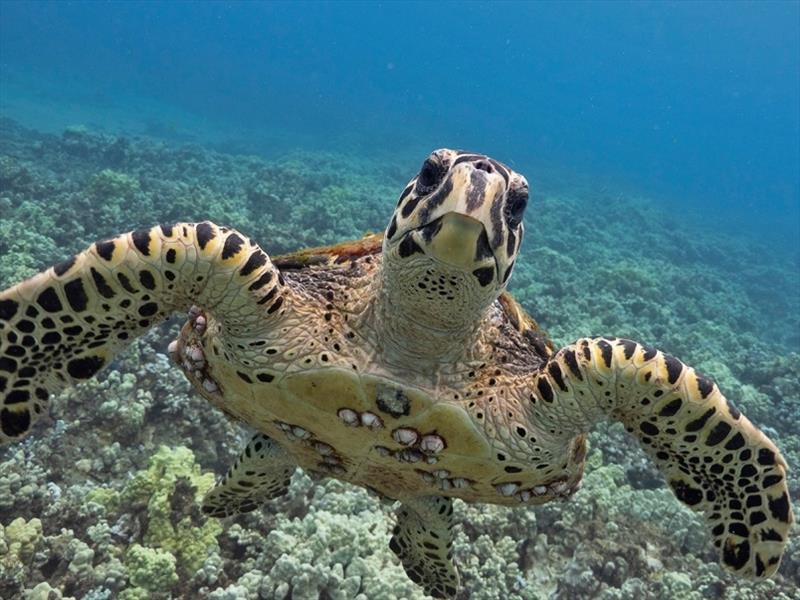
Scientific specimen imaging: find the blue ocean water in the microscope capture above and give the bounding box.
[1,1,798,244]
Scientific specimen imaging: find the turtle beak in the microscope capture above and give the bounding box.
[410,212,499,284]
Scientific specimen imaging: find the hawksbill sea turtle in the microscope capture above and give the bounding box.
[0,149,793,598]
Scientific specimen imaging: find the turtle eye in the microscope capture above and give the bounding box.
[504,187,528,228]
[416,157,445,194]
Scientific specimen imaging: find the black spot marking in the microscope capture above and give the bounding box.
[724,432,746,451]
[0,357,18,373]
[419,176,454,223]
[5,390,30,405]
[722,539,750,570]
[768,492,791,523]
[762,474,782,488]
[53,255,76,276]
[642,346,657,361]
[36,287,63,312]
[132,228,152,256]
[696,374,714,399]
[89,268,116,299]
[64,279,89,312]
[663,354,683,384]
[597,339,613,368]
[196,223,215,249]
[506,229,516,258]
[95,240,116,261]
[237,371,253,383]
[401,195,422,218]
[385,215,398,240]
[267,296,284,314]
[0,299,19,321]
[658,398,683,417]
[670,479,703,506]
[248,271,273,291]
[502,261,514,284]
[240,252,267,277]
[117,273,137,294]
[1,408,30,437]
[561,349,582,380]
[548,362,567,392]
[466,169,488,211]
[160,223,174,237]
[638,422,658,437]
[222,233,245,260]
[536,378,554,403]
[138,302,159,317]
[741,464,757,478]
[165,248,177,263]
[760,528,783,542]
[729,522,749,537]
[757,448,776,466]
[398,236,423,258]
[706,421,732,446]
[610,340,634,362]
[474,230,493,263]
[472,266,494,287]
[138,270,156,291]
[16,320,34,333]
[256,372,274,383]
[66,356,105,379]
[686,407,716,432]
[42,331,61,345]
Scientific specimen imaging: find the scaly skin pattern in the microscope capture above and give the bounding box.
[0,149,793,598]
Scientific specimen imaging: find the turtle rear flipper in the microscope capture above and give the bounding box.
[390,496,459,599]
[0,222,287,443]
[202,434,295,518]
[531,337,793,579]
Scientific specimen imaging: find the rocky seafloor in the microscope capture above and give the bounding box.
[0,118,798,599]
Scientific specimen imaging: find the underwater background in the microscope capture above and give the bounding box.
[0,1,798,599]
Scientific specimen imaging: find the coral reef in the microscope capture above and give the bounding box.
[0,118,797,598]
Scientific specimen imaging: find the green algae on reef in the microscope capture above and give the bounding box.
[0,119,797,599]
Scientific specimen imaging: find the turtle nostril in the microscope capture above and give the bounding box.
[474,159,494,174]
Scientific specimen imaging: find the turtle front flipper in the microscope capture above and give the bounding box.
[202,433,295,518]
[0,222,288,443]
[390,496,459,599]
[529,337,793,579]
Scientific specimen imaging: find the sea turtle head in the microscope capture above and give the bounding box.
[383,149,529,312]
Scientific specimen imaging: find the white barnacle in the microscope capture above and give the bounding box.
[314,442,334,455]
[419,434,445,454]
[167,340,179,355]
[418,471,435,484]
[188,346,205,363]
[399,449,423,463]
[202,378,218,393]
[551,481,568,494]
[533,485,547,495]
[496,482,518,496]
[433,469,450,479]
[360,411,383,429]
[374,446,391,457]
[291,425,311,439]
[337,408,359,426]
[392,428,418,446]
[518,490,532,502]
[194,314,207,334]
[425,456,439,464]
[439,478,452,491]
[451,478,470,489]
